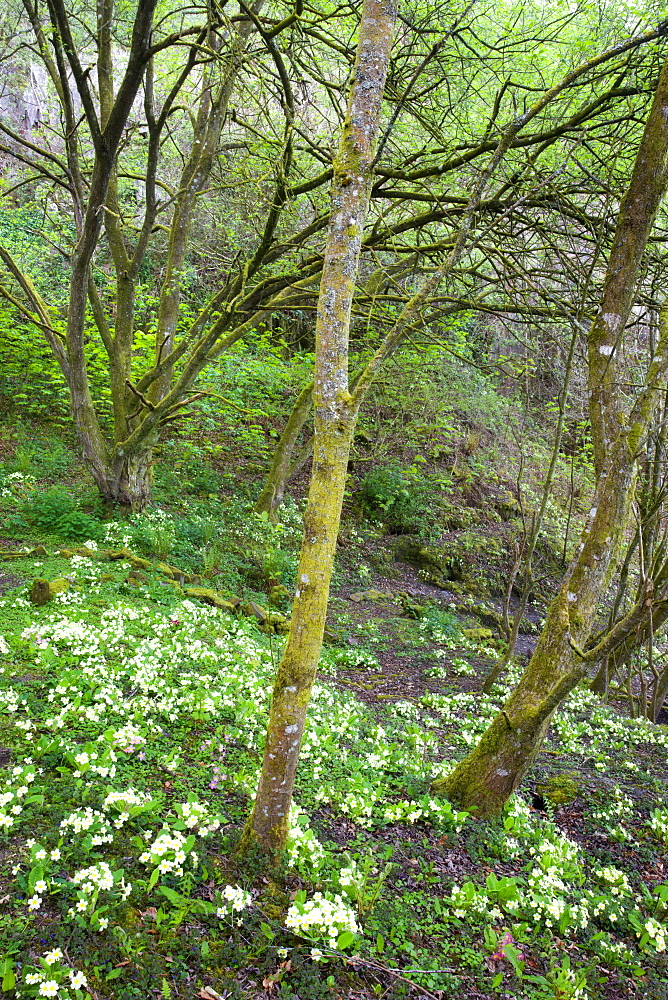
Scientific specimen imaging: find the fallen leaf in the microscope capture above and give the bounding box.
[199,988,224,1000]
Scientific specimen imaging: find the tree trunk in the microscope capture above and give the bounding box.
[242,0,397,857]
[254,382,313,521]
[101,447,155,508]
[432,55,668,816]
[432,431,640,813]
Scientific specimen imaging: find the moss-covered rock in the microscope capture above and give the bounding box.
[393,539,463,587]
[183,587,239,613]
[29,577,70,605]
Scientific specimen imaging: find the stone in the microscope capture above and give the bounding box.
[29,577,69,605]
[183,587,238,613]
[462,627,495,642]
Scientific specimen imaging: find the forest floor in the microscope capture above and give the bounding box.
[0,512,667,1000]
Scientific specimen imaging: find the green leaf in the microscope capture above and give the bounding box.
[336,931,355,950]
[158,886,185,907]
[1,958,15,992]
[375,934,384,955]
[491,972,503,989]
[260,922,275,941]
[105,968,123,981]
[147,867,160,891]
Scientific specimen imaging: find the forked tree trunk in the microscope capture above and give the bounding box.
[432,55,668,816]
[241,0,397,857]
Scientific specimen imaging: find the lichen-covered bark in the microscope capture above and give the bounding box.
[243,0,397,857]
[587,57,668,476]
[433,58,668,816]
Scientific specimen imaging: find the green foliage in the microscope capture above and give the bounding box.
[22,486,104,541]
[358,462,449,534]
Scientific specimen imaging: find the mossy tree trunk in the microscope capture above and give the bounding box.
[242,0,397,857]
[432,55,668,816]
[254,382,313,521]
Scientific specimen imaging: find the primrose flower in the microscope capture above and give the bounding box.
[44,948,63,964]
[38,981,59,997]
[27,895,42,910]
[69,971,88,989]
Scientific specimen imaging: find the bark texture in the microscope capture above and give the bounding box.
[243,0,397,857]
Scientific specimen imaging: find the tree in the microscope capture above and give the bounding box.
[244,20,668,853]
[431,52,668,816]
[242,0,398,856]
[1,1,663,507]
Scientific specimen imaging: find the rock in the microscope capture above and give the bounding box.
[398,593,424,618]
[268,584,291,606]
[29,577,69,605]
[127,570,146,582]
[58,549,75,558]
[240,601,290,634]
[462,627,495,642]
[156,561,193,583]
[103,548,155,571]
[243,600,268,622]
[393,539,463,587]
[30,545,48,556]
[183,587,238,613]
[348,589,394,603]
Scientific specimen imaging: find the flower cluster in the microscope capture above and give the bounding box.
[68,861,131,929]
[648,806,668,846]
[174,797,221,836]
[19,947,88,998]
[285,807,326,875]
[382,794,468,831]
[60,808,114,846]
[285,892,358,948]
[139,828,190,876]
[641,917,667,953]
[216,884,252,920]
